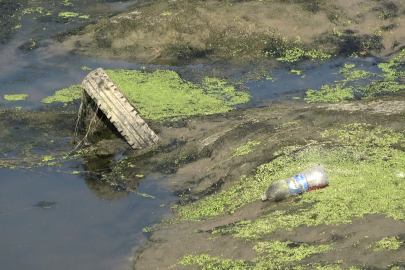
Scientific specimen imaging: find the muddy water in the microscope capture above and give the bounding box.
[0,166,175,270]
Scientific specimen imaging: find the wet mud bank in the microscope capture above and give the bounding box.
[128,95,405,269]
[57,0,405,65]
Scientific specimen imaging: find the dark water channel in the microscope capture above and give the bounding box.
[0,166,174,270]
[0,0,386,269]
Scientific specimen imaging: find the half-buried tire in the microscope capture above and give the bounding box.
[81,68,158,149]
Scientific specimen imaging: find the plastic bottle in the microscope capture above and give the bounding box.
[261,166,329,202]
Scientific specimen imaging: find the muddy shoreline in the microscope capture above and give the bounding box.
[57,0,405,66]
[124,95,405,269]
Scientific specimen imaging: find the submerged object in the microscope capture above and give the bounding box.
[261,166,329,202]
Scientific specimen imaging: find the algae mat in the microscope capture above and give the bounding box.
[106,69,250,120]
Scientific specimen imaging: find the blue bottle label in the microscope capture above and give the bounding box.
[286,173,308,195]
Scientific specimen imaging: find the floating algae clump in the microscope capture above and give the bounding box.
[58,12,79,18]
[305,49,405,103]
[4,94,28,101]
[42,84,82,105]
[277,48,331,62]
[107,69,251,120]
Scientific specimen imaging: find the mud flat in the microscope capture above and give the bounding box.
[3,91,405,269]
[57,0,405,65]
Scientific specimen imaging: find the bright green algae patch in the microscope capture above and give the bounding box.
[58,12,79,18]
[177,254,248,269]
[230,140,261,159]
[276,47,331,63]
[106,69,251,120]
[368,237,403,251]
[41,84,82,105]
[305,49,405,103]
[4,94,28,101]
[253,241,333,269]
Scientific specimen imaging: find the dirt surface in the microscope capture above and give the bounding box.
[57,0,405,65]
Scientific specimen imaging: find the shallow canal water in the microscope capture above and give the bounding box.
[0,166,175,270]
[0,0,392,269]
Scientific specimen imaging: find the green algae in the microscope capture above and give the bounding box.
[4,94,28,101]
[305,49,405,103]
[58,12,79,18]
[368,237,403,251]
[176,241,333,269]
[0,147,90,170]
[41,84,82,105]
[22,7,44,15]
[106,69,251,121]
[230,140,261,159]
[276,48,331,63]
[42,155,54,162]
[252,241,333,269]
[290,69,302,75]
[321,123,405,149]
[177,254,248,269]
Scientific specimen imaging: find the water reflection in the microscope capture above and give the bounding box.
[82,154,146,201]
[0,164,175,270]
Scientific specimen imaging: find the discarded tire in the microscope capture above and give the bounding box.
[81,68,159,149]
